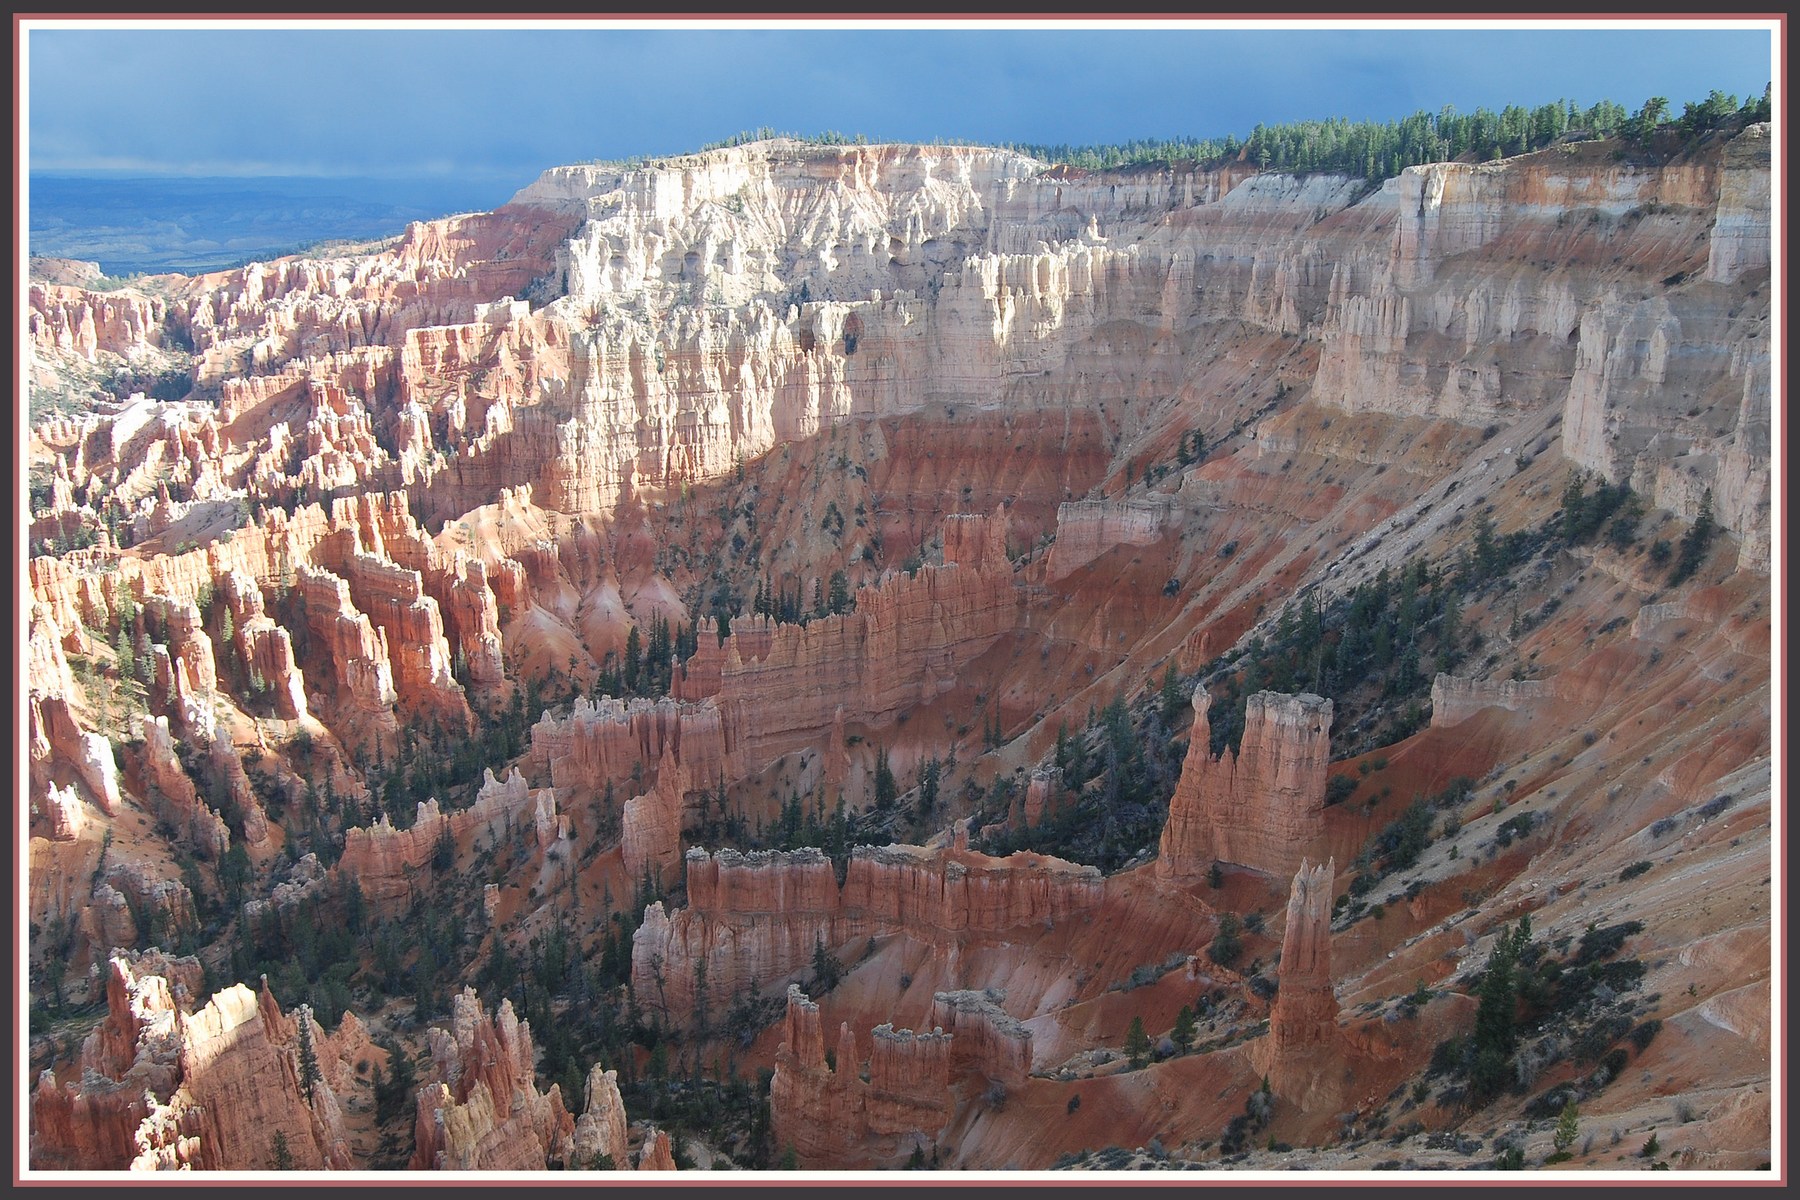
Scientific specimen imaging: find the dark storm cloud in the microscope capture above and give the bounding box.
[25,22,1775,187]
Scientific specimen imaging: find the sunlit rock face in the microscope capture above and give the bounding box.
[408,987,574,1171]
[24,124,1773,1174]
[31,957,353,1171]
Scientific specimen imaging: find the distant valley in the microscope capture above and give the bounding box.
[29,173,520,276]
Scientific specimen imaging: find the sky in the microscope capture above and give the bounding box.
[21,18,1780,195]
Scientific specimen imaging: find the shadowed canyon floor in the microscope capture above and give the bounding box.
[23,129,1774,1175]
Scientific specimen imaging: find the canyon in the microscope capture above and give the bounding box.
[23,125,1774,1176]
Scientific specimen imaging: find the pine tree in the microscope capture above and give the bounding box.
[623,625,642,693]
[1553,1097,1581,1157]
[873,746,897,810]
[916,757,940,819]
[1160,662,1184,722]
[1669,489,1716,585]
[1171,1005,1198,1053]
[810,935,843,992]
[1125,1016,1152,1068]
[296,1006,323,1101]
[271,1130,294,1170]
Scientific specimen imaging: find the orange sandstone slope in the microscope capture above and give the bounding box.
[23,128,1773,1174]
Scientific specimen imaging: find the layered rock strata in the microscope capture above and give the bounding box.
[769,985,953,1167]
[1044,498,1172,581]
[633,844,1100,1029]
[1157,688,1334,882]
[672,508,1018,773]
[928,989,1033,1087]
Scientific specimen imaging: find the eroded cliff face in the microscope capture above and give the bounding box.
[31,957,352,1171]
[632,843,1103,1029]
[29,133,1771,562]
[25,128,1773,1175]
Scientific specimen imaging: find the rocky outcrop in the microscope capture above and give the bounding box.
[29,283,167,363]
[1044,498,1172,581]
[1258,858,1339,1104]
[85,861,198,954]
[33,694,122,816]
[928,989,1033,1086]
[570,1065,629,1169]
[335,549,472,732]
[635,1129,677,1171]
[770,985,952,1167]
[138,715,230,859]
[1157,688,1333,882]
[528,695,729,804]
[337,768,549,909]
[31,958,352,1171]
[294,565,400,754]
[1706,124,1772,284]
[632,843,1100,1028]
[43,782,87,841]
[409,987,574,1171]
[219,569,308,720]
[1428,672,1555,727]
[839,843,1102,936]
[620,747,688,891]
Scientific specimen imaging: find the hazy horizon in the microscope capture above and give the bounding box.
[25,19,1775,181]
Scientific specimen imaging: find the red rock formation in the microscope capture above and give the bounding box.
[928,989,1032,1086]
[633,844,1101,1028]
[1257,857,1340,1105]
[670,510,1017,773]
[1428,672,1554,728]
[43,783,87,842]
[570,1065,629,1169]
[31,958,351,1170]
[770,985,952,1167]
[866,1022,954,1135]
[137,715,230,859]
[335,549,472,732]
[620,746,689,893]
[1157,687,1333,883]
[86,861,198,954]
[34,694,121,816]
[29,282,167,362]
[294,564,399,754]
[220,569,308,720]
[528,695,729,803]
[839,844,1103,937]
[409,987,574,1171]
[635,1129,677,1171]
[337,767,547,909]
[440,553,507,699]
[1044,497,1172,581]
